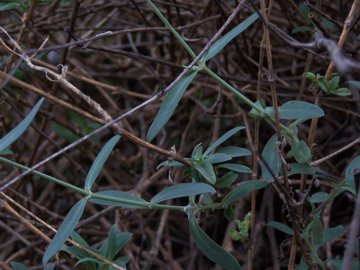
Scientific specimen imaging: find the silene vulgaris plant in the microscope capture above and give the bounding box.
[2,1,360,269]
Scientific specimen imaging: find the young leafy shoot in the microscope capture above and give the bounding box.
[201,12,259,62]
[147,70,198,142]
[43,198,88,265]
[150,183,215,204]
[194,159,217,184]
[188,214,241,270]
[84,135,120,191]
[204,126,244,155]
[0,98,44,152]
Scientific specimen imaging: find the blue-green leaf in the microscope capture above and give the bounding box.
[333,88,351,96]
[344,156,360,194]
[265,101,324,120]
[0,98,44,151]
[43,198,87,264]
[261,135,279,181]
[84,135,120,191]
[291,140,312,163]
[348,80,360,89]
[89,190,148,208]
[51,123,80,143]
[0,3,22,11]
[215,172,238,188]
[309,192,330,204]
[0,148,13,155]
[204,126,244,155]
[222,180,268,207]
[267,221,294,235]
[288,163,319,175]
[188,214,241,270]
[99,225,118,259]
[147,70,198,142]
[150,183,215,204]
[208,153,232,164]
[10,262,28,270]
[217,163,252,174]
[194,159,216,184]
[322,225,346,245]
[202,12,259,62]
[216,146,251,158]
[156,160,185,170]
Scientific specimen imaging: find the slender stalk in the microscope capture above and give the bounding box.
[0,156,86,195]
[146,0,196,58]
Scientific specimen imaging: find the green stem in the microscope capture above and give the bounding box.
[203,66,297,142]
[146,0,196,59]
[0,156,86,195]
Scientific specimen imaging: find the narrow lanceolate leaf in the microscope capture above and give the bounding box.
[0,98,44,151]
[222,180,268,207]
[89,190,148,208]
[207,153,232,164]
[84,135,120,191]
[204,126,244,155]
[150,183,215,204]
[348,80,360,89]
[217,163,252,174]
[291,140,312,163]
[261,135,279,181]
[201,12,259,62]
[267,221,294,236]
[147,70,198,142]
[216,146,251,158]
[188,214,241,270]
[265,101,324,120]
[194,160,217,184]
[344,155,360,193]
[43,198,87,265]
[10,262,28,270]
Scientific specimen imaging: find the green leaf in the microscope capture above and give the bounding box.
[217,163,252,174]
[204,126,244,155]
[150,183,215,204]
[291,140,312,163]
[84,135,120,191]
[51,123,80,143]
[303,72,316,81]
[311,217,323,246]
[202,12,258,62]
[99,225,118,259]
[194,159,217,184]
[146,70,198,142]
[309,192,330,204]
[115,232,132,253]
[344,156,360,193]
[348,80,360,89]
[288,163,319,175]
[43,198,87,264]
[0,148,13,155]
[261,135,279,181]
[333,87,351,96]
[207,153,232,164]
[265,101,324,120]
[10,262,28,270]
[215,172,238,188]
[222,180,268,207]
[0,3,22,11]
[267,221,294,235]
[188,214,241,270]
[156,160,184,170]
[89,190,148,208]
[216,146,251,157]
[320,19,336,30]
[328,76,340,92]
[322,225,345,245]
[0,98,44,152]
[291,25,313,33]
